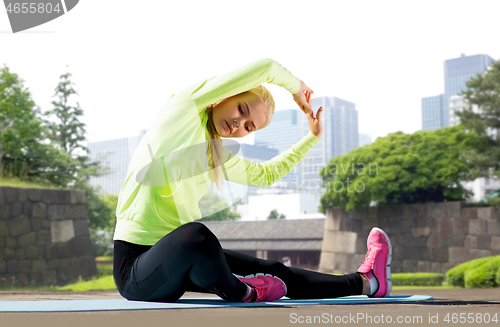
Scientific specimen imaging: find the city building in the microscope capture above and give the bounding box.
[358,133,373,147]
[422,53,495,131]
[87,130,146,195]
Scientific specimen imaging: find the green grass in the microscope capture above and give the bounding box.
[0,177,62,189]
[56,275,117,291]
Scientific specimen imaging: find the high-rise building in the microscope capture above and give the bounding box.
[422,53,495,131]
[87,130,146,195]
[358,133,373,147]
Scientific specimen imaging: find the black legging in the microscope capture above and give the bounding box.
[113,222,363,302]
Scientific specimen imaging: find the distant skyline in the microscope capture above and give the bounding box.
[1,0,499,146]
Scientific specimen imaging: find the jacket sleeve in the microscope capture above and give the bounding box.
[168,58,301,111]
[220,131,320,187]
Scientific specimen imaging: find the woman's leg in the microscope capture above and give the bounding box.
[223,249,364,299]
[120,222,248,302]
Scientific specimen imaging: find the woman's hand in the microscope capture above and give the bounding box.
[293,81,314,115]
[307,106,323,139]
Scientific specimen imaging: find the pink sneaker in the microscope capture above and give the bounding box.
[357,227,392,298]
[236,273,287,302]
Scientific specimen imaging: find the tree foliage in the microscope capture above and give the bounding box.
[319,126,483,212]
[198,191,241,221]
[267,209,285,220]
[456,60,500,180]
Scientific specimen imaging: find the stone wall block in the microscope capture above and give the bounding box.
[390,218,411,233]
[3,187,18,204]
[452,219,468,235]
[75,236,94,256]
[478,207,495,220]
[0,203,9,220]
[430,262,441,274]
[469,219,487,235]
[412,216,430,228]
[48,259,62,270]
[430,218,440,232]
[73,218,90,236]
[449,247,467,263]
[32,259,48,272]
[19,260,31,273]
[0,262,5,274]
[17,188,27,202]
[65,204,87,219]
[464,235,478,248]
[491,236,500,251]
[32,203,47,218]
[487,221,500,236]
[0,188,4,204]
[6,260,20,274]
[478,235,492,249]
[27,189,42,202]
[440,218,454,239]
[318,252,335,272]
[427,233,441,248]
[402,260,418,272]
[47,205,67,220]
[26,245,44,260]
[7,215,31,237]
[45,244,57,261]
[322,231,358,253]
[411,227,430,237]
[461,208,478,219]
[3,248,14,259]
[430,203,447,218]
[36,229,52,245]
[42,270,58,286]
[324,215,341,231]
[14,247,27,260]
[10,202,23,218]
[451,235,466,247]
[18,232,36,248]
[341,217,363,232]
[43,190,71,205]
[418,261,430,272]
[349,207,370,220]
[70,190,86,204]
[50,220,75,243]
[31,217,43,231]
[419,248,432,261]
[466,249,492,261]
[403,246,419,260]
[0,221,8,237]
[431,248,449,262]
[6,237,16,248]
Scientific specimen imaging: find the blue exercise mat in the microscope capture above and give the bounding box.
[0,295,433,312]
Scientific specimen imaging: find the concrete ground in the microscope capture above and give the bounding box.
[1,288,499,327]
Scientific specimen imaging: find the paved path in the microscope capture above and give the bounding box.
[1,289,499,327]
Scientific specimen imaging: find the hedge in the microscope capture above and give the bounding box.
[446,255,500,288]
[391,273,443,286]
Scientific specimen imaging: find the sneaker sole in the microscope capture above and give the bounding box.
[234,273,287,300]
[371,227,392,297]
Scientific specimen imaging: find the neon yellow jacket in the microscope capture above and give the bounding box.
[113,58,320,245]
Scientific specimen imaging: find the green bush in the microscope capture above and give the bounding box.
[391,273,443,286]
[446,256,500,288]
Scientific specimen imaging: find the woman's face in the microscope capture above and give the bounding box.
[211,92,268,138]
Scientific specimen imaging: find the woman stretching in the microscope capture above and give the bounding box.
[113,58,392,302]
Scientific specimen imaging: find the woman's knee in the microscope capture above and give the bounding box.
[176,222,219,250]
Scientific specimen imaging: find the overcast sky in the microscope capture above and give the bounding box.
[1,0,499,145]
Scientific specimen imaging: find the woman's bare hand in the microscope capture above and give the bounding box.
[293,81,314,115]
[307,106,323,138]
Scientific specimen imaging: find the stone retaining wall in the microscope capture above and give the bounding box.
[0,187,98,287]
[319,202,500,276]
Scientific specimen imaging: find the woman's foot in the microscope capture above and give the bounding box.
[236,273,287,302]
[357,227,392,297]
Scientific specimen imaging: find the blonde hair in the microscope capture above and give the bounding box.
[205,85,275,189]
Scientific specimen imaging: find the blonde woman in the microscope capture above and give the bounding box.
[113,58,391,302]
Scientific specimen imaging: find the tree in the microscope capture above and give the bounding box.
[319,126,483,212]
[267,209,285,220]
[198,191,241,221]
[0,65,72,184]
[455,60,500,180]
